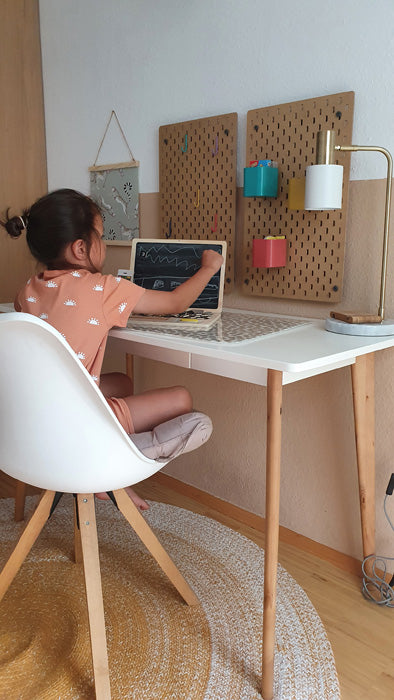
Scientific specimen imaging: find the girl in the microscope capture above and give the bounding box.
[2,189,223,508]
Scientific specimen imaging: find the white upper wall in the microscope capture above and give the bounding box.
[39,0,394,193]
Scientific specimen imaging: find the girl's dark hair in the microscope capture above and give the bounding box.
[1,189,102,270]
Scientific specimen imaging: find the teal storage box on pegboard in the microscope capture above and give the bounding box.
[243,166,278,197]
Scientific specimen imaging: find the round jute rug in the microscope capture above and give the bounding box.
[0,496,340,700]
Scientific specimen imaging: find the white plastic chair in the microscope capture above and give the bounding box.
[0,313,199,699]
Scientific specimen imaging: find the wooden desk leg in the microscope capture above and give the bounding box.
[262,369,283,700]
[351,353,376,574]
[126,353,133,388]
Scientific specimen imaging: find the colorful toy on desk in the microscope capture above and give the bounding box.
[249,159,277,168]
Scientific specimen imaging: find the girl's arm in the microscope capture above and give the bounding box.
[132,249,224,315]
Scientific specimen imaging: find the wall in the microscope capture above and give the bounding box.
[38,0,394,559]
[39,0,394,191]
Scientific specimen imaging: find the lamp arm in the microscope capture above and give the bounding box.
[335,144,393,320]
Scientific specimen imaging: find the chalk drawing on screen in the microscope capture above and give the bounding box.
[134,242,223,309]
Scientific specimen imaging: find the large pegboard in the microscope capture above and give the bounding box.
[159,113,237,291]
[242,92,354,301]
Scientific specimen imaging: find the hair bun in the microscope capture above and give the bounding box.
[4,214,26,238]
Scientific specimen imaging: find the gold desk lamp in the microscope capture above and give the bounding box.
[305,129,394,336]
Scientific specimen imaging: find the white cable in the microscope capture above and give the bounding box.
[362,494,394,607]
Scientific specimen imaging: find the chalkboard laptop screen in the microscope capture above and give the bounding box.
[127,239,227,329]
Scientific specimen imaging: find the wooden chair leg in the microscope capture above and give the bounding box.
[113,488,199,606]
[77,494,111,700]
[73,497,83,564]
[14,479,27,522]
[0,490,55,601]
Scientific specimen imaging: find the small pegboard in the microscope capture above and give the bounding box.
[242,92,355,301]
[159,112,238,292]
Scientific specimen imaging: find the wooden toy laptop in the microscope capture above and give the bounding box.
[123,238,226,330]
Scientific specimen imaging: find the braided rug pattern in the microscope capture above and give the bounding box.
[0,496,339,699]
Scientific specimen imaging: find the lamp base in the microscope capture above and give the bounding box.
[325,316,394,336]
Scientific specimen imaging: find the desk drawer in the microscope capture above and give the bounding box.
[109,337,191,369]
[191,355,268,386]
[138,344,191,368]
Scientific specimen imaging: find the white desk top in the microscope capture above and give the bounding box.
[2,303,394,386]
[108,308,394,386]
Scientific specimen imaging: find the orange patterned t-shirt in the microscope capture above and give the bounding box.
[14,269,146,432]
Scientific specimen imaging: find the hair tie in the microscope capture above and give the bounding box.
[18,215,26,230]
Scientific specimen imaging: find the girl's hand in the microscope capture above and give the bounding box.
[201,249,224,275]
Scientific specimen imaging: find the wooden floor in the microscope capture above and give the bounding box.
[1,472,393,700]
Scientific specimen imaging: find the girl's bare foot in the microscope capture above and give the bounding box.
[124,486,149,510]
[95,487,149,510]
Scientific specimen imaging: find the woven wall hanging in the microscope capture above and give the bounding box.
[89,111,140,243]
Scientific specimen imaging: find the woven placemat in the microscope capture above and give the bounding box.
[0,496,340,699]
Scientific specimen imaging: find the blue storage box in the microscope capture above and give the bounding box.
[243,166,278,197]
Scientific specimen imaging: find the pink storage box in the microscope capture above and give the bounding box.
[252,238,287,268]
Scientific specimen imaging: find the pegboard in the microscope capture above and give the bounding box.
[159,112,237,292]
[242,92,354,301]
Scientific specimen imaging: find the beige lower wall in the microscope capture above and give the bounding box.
[103,180,394,560]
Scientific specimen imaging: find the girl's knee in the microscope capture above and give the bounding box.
[100,372,133,398]
[172,385,193,414]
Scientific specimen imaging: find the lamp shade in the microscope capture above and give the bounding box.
[304,164,343,210]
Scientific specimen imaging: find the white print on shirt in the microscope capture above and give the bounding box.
[87,318,100,325]
[39,313,48,319]
[77,351,86,360]
[26,296,37,303]
[46,281,58,288]
[71,271,81,277]
[118,302,127,313]
[93,284,104,291]
[64,299,76,306]
[115,277,121,283]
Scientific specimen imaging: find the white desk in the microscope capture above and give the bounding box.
[108,308,394,700]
